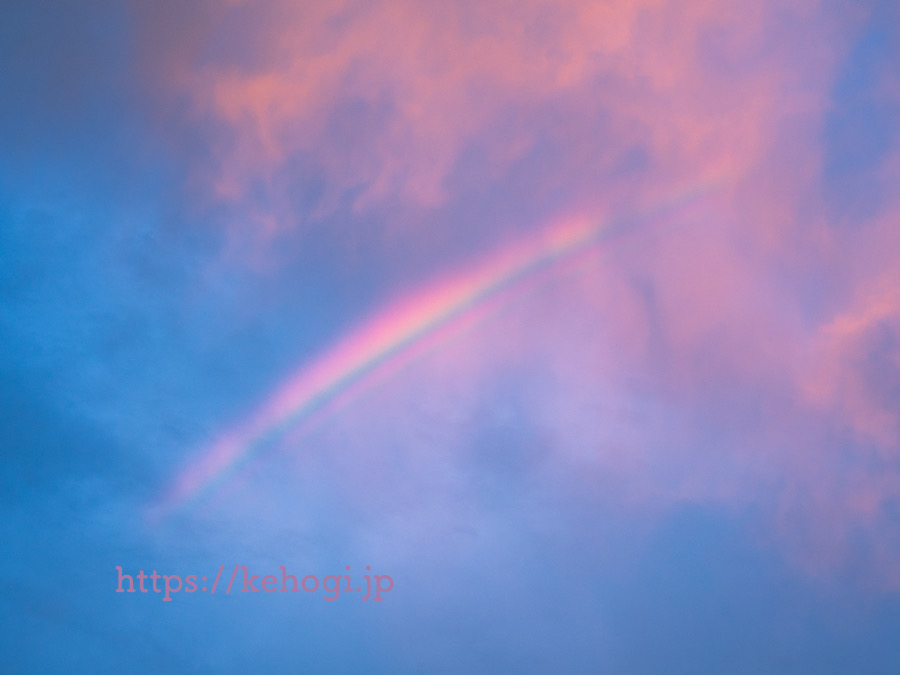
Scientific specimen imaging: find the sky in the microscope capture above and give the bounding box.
[1,0,899,672]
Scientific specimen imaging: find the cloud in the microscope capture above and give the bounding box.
[126,0,900,587]
[139,1,835,229]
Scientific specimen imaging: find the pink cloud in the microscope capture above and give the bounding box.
[140,0,844,222]
[145,1,900,585]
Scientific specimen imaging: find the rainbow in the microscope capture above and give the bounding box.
[155,180,722,517]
